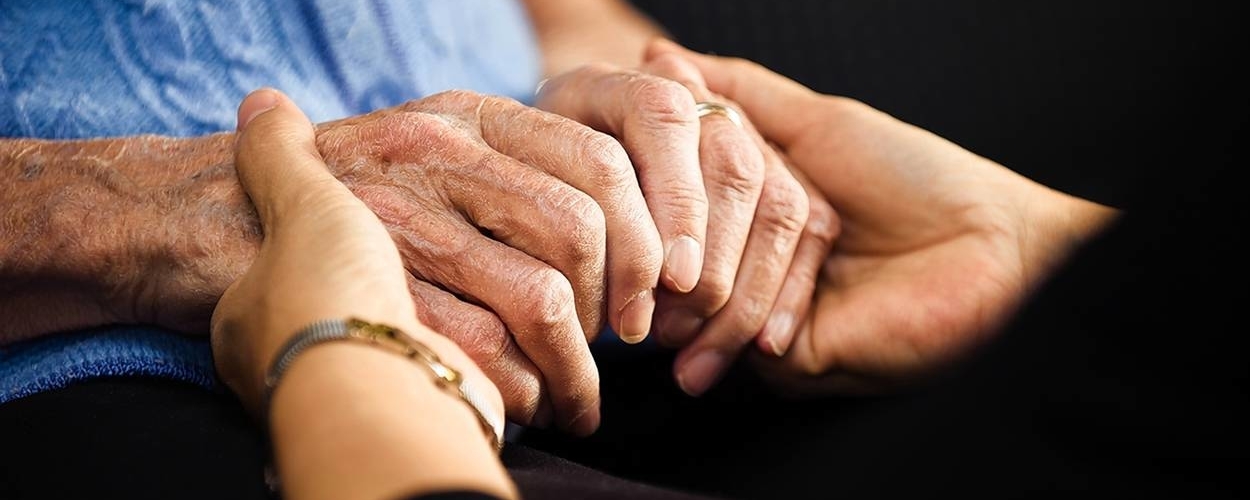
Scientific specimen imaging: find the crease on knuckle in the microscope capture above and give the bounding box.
[518,268,579,336]
[565,202,607,270]
[705,136,766,203]
[555,191,607,268]
[578,131,633,194]
[759,178,810,236]
[630,77,697,128]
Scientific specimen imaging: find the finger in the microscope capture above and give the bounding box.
[673,160,808,397]
[391,211,601,436]
[641,53,767,347]
[234,88,346,225]
[536,65,709,295]
[756,169,840,357]
[644,38,821,149]
[445,143,608,345]
[474,97,663,344]
[406,274,552,428]
[342,109,609,344]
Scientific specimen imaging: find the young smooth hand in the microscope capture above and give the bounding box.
[649,40,1117,394]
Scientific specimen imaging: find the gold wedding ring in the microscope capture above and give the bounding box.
[695,101,743,128]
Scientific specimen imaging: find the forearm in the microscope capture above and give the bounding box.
[522,0,665,76]
[270,343,515,500]
[0,134,253,342]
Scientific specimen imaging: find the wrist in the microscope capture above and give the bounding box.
[1,135,239,338]
[1017,183,1120,288]
[108,133,256,332]
[269,339,515,500]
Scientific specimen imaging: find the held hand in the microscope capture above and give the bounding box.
[209,89,502,425]
[652,41,1117,393]
[536,43,834,396]
[309,90,672,434]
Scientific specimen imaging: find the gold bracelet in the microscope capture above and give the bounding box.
[264,317,505,452]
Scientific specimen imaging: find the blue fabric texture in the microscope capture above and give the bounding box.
[0,0,540,403]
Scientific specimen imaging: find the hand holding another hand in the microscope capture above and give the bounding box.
[536,44,837,396]
[647,41,1117,394]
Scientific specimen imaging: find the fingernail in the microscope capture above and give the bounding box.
[237,88,281,131]
[676,351,729,397]
[761,313,794,357]
[665,235,703,293]
[618,289,655,344]
[658,312,704,343]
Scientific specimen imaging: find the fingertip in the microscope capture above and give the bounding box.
[675,349,729,397]
[237,87,285,131]
[759,313,796,357]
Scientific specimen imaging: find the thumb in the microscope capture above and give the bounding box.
[234,88,337,228]
[644,38,821,148]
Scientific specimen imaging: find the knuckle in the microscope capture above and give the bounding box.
[704,136,766,202]
[803,196,841,246]
[520,268,579,334]
[759,176,810,235]
[577,131,633,189]
[630,77,697,126]
[653,183,710,222]
[463,313,514,370]
[691,271,734,314]
[559,191,608,267]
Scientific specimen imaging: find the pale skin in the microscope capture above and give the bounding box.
[215,88,514,500]
[644,40,1119,393]
[0,0,827,425]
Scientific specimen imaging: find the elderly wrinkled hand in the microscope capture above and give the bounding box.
[311,90,672,434]
[535,41,837,397]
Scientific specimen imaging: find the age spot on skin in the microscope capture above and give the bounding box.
[18,154,43,181]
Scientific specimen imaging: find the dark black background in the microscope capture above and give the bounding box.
[627,0,1246,209]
